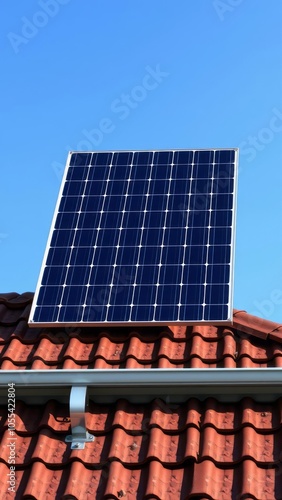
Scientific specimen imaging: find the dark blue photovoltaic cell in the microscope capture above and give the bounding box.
[182,265,206,285]
[30,149,238,325]
[70,152,92,166]
[55,212,79,230]
[214,150,235,163]
[42,267,67,286]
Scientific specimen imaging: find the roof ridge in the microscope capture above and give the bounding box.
[233,309,282,343]
[0,292,34,307]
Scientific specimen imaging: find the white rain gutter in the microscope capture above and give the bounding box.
[1,368,282,390]
[3,368,282,449]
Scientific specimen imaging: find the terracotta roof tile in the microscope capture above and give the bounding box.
[0,293,282,498]
[233,309,282,343]
[0,295,281,369]
[2,453,280,499]
[0,397,281,497]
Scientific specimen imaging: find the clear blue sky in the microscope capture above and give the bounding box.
[1,0,282,323]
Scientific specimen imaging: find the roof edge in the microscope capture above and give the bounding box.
[2,368,282,403]
[2,366,282,386]
[233,309,282,343]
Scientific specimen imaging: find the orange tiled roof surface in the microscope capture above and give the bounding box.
[0,292,282,499]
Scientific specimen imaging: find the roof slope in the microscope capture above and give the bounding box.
[0,293,282,499]
[2,397,282,499]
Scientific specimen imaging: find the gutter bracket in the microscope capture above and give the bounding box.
[65,385,95,449]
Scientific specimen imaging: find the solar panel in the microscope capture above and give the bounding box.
[29,149,238,327]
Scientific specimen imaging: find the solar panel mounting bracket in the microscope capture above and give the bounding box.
[65,385,95,449]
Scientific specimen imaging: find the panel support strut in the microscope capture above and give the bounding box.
[65,385,95,449]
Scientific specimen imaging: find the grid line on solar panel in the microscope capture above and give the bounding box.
[123,158,155,321]
[29,149,237,326]
[55,154,106,320]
